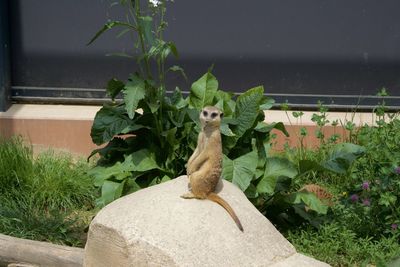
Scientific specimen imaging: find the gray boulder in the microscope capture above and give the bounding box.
[84,176,329,267]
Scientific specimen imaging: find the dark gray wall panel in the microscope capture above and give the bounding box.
[9,0,400,107]
[0,0,11,111]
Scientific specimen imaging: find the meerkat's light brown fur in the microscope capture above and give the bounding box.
[181,106,243,232]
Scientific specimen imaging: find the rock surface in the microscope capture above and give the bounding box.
[84,176,329,267]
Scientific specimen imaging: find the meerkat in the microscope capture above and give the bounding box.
[181,106,244,232]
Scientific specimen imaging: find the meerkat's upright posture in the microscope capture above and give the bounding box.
[181,106,243,232]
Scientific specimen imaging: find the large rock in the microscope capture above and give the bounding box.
[84,176,329,267]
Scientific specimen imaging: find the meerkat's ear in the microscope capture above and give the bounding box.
[220,112,224,118]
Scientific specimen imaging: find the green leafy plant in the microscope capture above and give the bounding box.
[86,1,374,235]
[251,142,365,229]
[88,68,289,206]
[337,111,400,238]
[87,0,339,229]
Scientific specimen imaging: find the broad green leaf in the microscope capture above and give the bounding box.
[124,74,146,119]
[148,41,177,61]
[130,149,160,172]
[88,155,135,186]
[99,180,126,206]
[138,16,155,46]
[244,183,259,198]
[125,178,142,194]
[187,108,200,125]
[214,99,224,113]
[161,42,174,60]
[91,105,132,145]
[189,72,218,110]
[222,136,238,152]
[255,122,289,137]
[260,97,275,110]
[87,137,127,160]
[162,127,178,148]
[222,151,258,191]
[160,175,171,183]
[87,21,137,45]
[168,109,187,127]
[106,78,125,100]
[89,164,132,186]
[321,143,365,174]
[254,121,271,133]
[220,122,235,137]
[120,123,149,134]
[214,91,234,116]
[170,87,187,109]
[214,90,233,103]
[275,176,292,192]
[223,117,239,125]
[291,192,328,214]
[149,40,165,58]
[168,66,187,81]
[168,42,179,58]
[149,175,172,187]
[272,122,289,137]
[233,86,264,137]
[298,160,324,175]
[257,157,298,195]
[145,99,160,114]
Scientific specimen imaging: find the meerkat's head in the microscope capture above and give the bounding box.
[200,106,223,129]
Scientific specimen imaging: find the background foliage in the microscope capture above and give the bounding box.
[87,0,366,231]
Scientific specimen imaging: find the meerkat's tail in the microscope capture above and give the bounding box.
[207,192,244,232]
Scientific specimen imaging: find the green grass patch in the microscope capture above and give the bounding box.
[287,223,400,267]
[0,136,33,192]
[0,136,98,247]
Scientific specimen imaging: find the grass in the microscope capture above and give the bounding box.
[31,151,96,210]
[287,223,400,267]
[0,136,33,192]
[0,136,98,247]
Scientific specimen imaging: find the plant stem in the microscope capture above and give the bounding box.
[134,0,152,80]
[157,2,166,144]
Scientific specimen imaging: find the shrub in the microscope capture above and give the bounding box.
[337,113,400,238]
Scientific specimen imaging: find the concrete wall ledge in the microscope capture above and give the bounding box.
[0,104,100,155]
[0,104,382,155]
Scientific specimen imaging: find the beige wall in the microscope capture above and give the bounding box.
[0,104,100,156]
[0,104,379,156]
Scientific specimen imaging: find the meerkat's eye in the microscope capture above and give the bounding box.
[220,112,224,118]
[202,110,208,117]
[211,112,218,119]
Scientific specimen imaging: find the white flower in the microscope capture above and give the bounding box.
[149,0,161,7]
